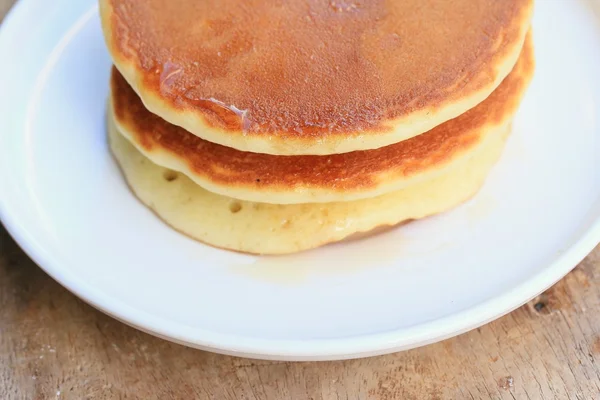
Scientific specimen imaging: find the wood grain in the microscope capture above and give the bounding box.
[1,1,600,399]
[1,227,599,400]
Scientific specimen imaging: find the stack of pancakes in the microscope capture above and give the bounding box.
[100,0,534,255]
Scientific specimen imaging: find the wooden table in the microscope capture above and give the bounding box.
[3,231,599,400]
[2,2,600,399]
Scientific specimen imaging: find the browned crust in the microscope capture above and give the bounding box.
[111,35,534,195]
[103,0,533,140]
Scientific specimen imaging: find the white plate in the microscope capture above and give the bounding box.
[1,0,599,361]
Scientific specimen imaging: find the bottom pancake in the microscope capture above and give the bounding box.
[109,115,512,255]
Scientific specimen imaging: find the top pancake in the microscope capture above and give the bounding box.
[100,0,533,155]
[110,34,534,205]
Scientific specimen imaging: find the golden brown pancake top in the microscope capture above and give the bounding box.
[106,0,532,138]
[111,35,534,195]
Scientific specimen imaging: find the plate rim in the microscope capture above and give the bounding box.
[0,0,599,361]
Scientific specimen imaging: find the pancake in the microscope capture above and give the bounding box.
[109,116,512,255]
[109,34,534,205]
[100,0,533,155]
